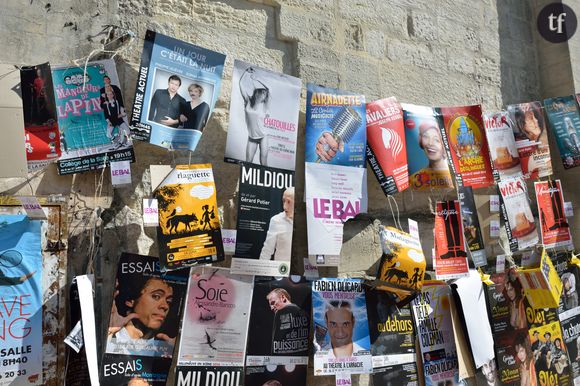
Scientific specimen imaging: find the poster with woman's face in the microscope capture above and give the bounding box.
[101,253,188,385]
[402,104,453,190]
[224,60,301,171]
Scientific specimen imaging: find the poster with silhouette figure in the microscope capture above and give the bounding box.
[366,288,419,386]
[402,103,454,190]
[19,63,61,172]
[231,163,294,277]
[483,111,523,182]
[434,201,469,280]
[507,101,553,180]
[51,59,135,175]
[376,226,426,303]
[534,180,573,250]
[498,177,538,252]
[544,95,580,169]
[438,105,494,189]
[305,83,366,167]
[102,253,188,386]
[175,267,253,385]
[0,215,42,385]
[366,97,408,195]
[130,30,226,151]
[224,60,301,171]
[154,164,224,270]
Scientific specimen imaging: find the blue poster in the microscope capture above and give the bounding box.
[544,95,580,169]
[0,215,42,385]
[52,59,135,175]
[131,30,226,152]
[305,84,366,167]
[311,278,372,375]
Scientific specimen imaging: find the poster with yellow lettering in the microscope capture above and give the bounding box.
[154,164,224,270]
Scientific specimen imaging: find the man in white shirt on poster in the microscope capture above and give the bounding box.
[260,187,294,261]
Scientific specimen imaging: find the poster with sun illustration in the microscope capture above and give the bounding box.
[439,105,494,189]
[154,164,224,270]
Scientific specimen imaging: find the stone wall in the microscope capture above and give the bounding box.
[1,0,579,385]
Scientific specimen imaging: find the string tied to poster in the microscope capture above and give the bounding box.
[387,195,402,230]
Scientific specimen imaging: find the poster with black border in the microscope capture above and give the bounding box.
[457,186,487,267]
[155,164,224,270]
[130,30,226,151]
[20,63,61,172]
[0,215,42,386]
[366,288,418,386]
[305,83,366,168]
[101,252,188,385]
[544,95,580,169]
[245,276,311,367]
[224,60,301,171]
[175,267,253,386]
[244,364,308,386]
[558,263,580,384]
[231,163,294,277]
[312,278,372,376]
[51,59,135,175]
[64,280,90,386]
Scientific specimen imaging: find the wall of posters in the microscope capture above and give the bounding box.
[535,180,573,249]
[224,60,301,171]
[402,104,454,190]
[507,101,553,179]
[131,29,226,151]
[231,164,294,277]
[366,97,409,195]
[176,267,253,384]
[102,253,188,385]
[154,164,224,270]
[434,200,469,280]
[457,186,486,267]
[483,111,523,182]
[52,59,134,175]
[544,95,580,169]
[245,276,311,367]
[20,63,61,171]
[366,288,418,386]
[498,177,538,252]
[411,281,459,386]
[305,162,365,259]
[0,215,42,386]
[439,105,494,188]
[311,278,372,376]
[305,83,366,167]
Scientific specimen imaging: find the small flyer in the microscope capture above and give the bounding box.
[131,30,226,151]
[231,163,294,277]
[507,101,553,179]
[544,95,580,169]
[498,177,538,252]
[483,111,523,182]
[20,62,61,171]
[434,200,470,280]
[402,104,454,190]
[52,59,135,174]
[438,105,494,189]
[366,97,409,195]
[154,164,224,270]
[312,278,372,376]
[102,252,189,385]
[176,267,253,381]
[305,83,366,167]
[224,60,301,171]
[245,276,311,367]
[535,180,573,249]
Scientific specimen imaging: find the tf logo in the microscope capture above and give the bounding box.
[537,3,577,43]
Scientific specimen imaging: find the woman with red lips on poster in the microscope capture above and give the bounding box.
[107,276,177,356]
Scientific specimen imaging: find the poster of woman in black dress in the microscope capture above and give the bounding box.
[180,83,210,132]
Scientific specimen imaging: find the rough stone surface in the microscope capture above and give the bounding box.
[1,0,580,385]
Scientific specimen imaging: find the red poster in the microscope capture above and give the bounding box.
[439,105,494,188]
[534,180,573,249]
[366,97,408,194]
[434,200,469,280]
